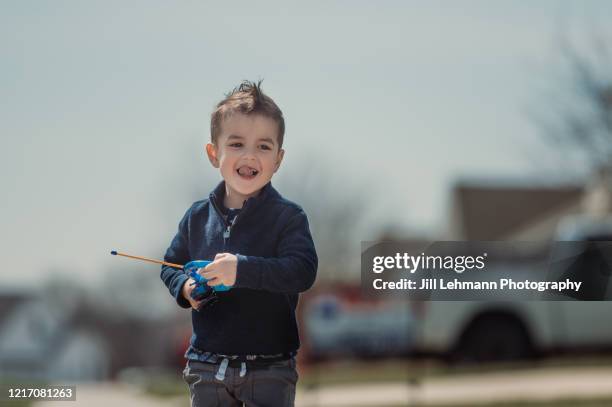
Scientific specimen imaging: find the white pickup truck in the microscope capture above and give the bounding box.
[304,216,612,362]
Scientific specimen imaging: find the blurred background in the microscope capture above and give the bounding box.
[2,1,612,406]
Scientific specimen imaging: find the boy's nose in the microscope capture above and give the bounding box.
[241,147,257,159]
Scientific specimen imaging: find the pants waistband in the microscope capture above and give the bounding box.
[225,355,293,368]
[186,346,295,366]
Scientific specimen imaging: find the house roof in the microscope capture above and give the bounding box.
[453,184,584,240]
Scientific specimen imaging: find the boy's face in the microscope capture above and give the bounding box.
[206,113,284,205]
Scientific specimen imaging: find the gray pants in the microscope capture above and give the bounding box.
[182,358,298,407]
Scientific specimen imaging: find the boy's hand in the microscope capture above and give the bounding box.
[181,278,202,309]
[200,253,237,287]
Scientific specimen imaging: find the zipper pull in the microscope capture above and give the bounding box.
[223,210,239,240]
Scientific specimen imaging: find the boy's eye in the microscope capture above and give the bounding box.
[229,143,243,148]
[259,144,272,150]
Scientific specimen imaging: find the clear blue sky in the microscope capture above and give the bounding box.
[1,1,611,287]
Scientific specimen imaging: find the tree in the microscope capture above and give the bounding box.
[530,30,612,176]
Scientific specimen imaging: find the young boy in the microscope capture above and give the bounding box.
[160,80,318,407]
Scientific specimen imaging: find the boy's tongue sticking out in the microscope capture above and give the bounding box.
[237,166,258,179]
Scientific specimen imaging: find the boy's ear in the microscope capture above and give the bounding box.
[274,149,285,173]
[206,143,220,168]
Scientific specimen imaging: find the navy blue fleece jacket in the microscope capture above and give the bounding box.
[160,181,318,355]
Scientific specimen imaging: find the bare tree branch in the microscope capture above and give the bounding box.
[531,28,612,175]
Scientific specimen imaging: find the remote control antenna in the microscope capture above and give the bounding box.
[110,250,184,269]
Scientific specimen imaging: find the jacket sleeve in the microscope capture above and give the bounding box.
[234,210,318,293]
[160,206,192,308]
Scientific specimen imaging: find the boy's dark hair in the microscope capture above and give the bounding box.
[210,80,285,148]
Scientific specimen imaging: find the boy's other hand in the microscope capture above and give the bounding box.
[181,278,202,309]
[200,253,237,287]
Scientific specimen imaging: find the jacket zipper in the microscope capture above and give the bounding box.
[223,218,236,247]
[222,212,242,250]
[211,196,249,251]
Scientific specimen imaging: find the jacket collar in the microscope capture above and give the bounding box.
[210,181,277,216]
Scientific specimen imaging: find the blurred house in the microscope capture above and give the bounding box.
[0,293,109,381]
[70,309,191,376]
[450,167,612,241]
[0,288,190,382]
[449,183,583,240]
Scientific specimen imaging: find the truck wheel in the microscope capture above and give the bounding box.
[451,315,533,363]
